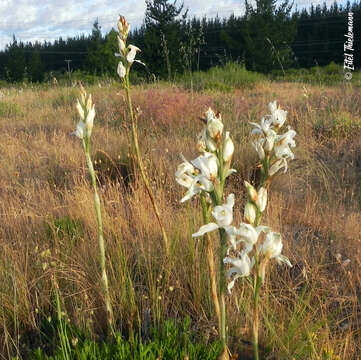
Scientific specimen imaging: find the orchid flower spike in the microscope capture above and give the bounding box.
[74,86,95,140]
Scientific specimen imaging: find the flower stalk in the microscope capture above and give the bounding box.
[116,15,169,255]
[221,101,295,360]
[176,108,236,358]
[73,86,114,334]
[200,193,221,334]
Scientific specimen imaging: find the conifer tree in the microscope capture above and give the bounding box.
[242,0,296,73]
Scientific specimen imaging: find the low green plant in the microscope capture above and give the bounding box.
[178,62,265,92]
[30,319,222,360]
[52,90,77,109]
[46,216,83,248]
[0,101,22,117]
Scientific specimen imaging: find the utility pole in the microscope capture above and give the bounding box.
[64,59,72,84]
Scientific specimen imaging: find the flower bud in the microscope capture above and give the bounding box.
[244,203,257,224]
[253,140,265,160]
[85,104,95,137]
[117,35,126,53]
[206,154,218,179]
[76,99,84,120]
[255,187,267,212]
[205,108,223,141]
[117,62,126,78]
[223,131,234,162]
[244,181,257,202]
[264,133,275,153]
[118,16,130,39]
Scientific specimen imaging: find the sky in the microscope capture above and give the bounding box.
[0,0,350,50]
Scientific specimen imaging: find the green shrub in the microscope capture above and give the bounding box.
[178,62,266,91]
[270,62,356,86]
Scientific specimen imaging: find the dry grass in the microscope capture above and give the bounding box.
[0,81,360,359]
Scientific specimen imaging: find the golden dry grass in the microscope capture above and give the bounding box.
[0,81,360,359]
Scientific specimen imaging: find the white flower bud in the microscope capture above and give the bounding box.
[244,203,257,224]
[76,99,84,120]
[85,104,95,137]
[223,131,234,162]
[117,35,126,53]
[117,62,126,78]
[244,181,258,202]
[205,108,223,141]
[256,187,267,212]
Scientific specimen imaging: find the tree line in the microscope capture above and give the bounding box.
[0,0,360,83]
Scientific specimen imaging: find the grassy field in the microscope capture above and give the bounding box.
[0,79,360,359]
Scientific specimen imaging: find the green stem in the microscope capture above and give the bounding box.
[200,194,221,335]
[124,73,170,256]
[252,259,262,360]
[83,140,114,334]
[214,146,228,351]
[219,228,228,347]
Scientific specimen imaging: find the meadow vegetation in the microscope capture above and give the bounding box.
[0,69,360,359]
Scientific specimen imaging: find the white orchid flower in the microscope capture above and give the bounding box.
[259,232,292,267]
[117,62,126,78]
[250,117,272,136]
[197,127,217,152]
[224,252,252,293]
[274,142,295,161]
[234,223,270,254]
[177,155,214,203]
[192,194,235,237]
[277,128,296,148]
[223,131,234,162]
[269,101,287,129]
[212,193,234,227]
[180,177,212,203]
[127,45,141,63]
[74,121,86,139]
[191,152,218,181]
[175,156,195,188]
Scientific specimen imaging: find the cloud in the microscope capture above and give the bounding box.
[0,0,349,50]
